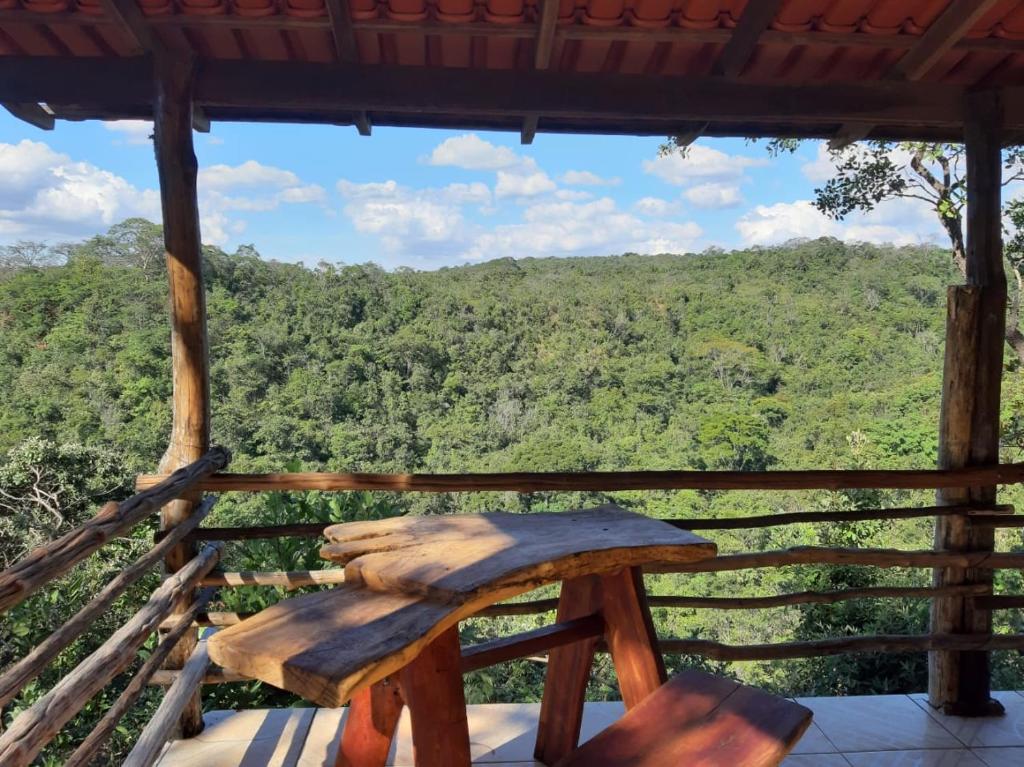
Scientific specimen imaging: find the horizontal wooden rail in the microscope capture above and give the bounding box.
[669,504,1013,531]
[657,547,1024,573]
[123,638,211,767]
[162,583,996,628]
[976,595,1024,610]
[63,588,217,767]
[657,633,1024,661]
[148,666,252,686]
[199,569,347,588]
[157,504,1018,544]
[0,496,218,709]
[155,521,327,543]
[461,615,605,674]
[647,584,991,610]
[135,462,1024,494]
[0,447,229,614]
[198,549,1024,594]
[0,544,222,767]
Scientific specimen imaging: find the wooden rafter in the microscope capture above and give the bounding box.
[521,0,559,144]
[830,0,1004,149]
[890,0,1004,82]
[2,102,53,130]
[323,0,370,136]
[98,0,159,55]
[712,0,783,78]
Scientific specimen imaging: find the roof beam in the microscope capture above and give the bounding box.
[521,0,559,144]
[98,0,161,55]
[890,0,1004,82]
[828,0,1003,150]
[4,56,1018,137]
[323,0,370,135]
[712,0,783,78]
[3,102,54,130]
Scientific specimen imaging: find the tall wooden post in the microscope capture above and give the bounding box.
[153,53,210,737]
[929,90,1006,717]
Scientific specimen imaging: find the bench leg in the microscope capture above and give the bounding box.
[601,566,666,709]
[335,677,404,767]
[400,625,472,767]
[534,575,603,766]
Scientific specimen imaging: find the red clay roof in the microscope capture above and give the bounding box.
[3,1,1024,139]
[1,0,1023,85]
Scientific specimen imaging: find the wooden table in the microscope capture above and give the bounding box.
[208,504,716,767]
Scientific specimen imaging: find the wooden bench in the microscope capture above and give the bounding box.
[208,506,726,766]
[559,670,812,767]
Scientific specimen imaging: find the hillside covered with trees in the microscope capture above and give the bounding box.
[2,219,1024,763]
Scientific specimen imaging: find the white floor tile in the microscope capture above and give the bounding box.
[790,722,840,754]
[972,747,1024,766]
[843,750,987,767]
[159,708,314,767]
[910,692,1024,748]
[782,755,851,766]
[796,695,963,752]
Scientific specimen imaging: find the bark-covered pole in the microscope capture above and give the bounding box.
[153,52,210,737]
[929,89,1006,717]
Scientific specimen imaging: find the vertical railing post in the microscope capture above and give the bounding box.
[929,90,1006,716]
[153,53,210,738]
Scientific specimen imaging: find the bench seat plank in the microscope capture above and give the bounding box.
[557,670,812,767]
[322,505,716,604]
[208,586,462,707]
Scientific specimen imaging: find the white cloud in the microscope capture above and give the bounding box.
[495,169,557,199]
[736,201,838,244]
[102,120,153,146]
[198,160,327,231]
[0,142,329,248]
[684,182,743,209]
[643,145,767,187]
[555,189,593,202]
[735,196,945,247]
[439,182,492,205]
[426,134,521,171]
[0,139,160,241]
[337,178,469,260]
[801,142,836,183]
[459,197,702,261]
[561,170,620,186]
[200,160,303,191]
[633,196,681,217]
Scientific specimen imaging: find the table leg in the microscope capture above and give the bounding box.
[534,575,603,766]
[600,566,666,709]
[400,625,472,767]
[335,677,404,767]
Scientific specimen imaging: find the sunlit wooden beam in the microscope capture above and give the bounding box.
[712,0,783,78]
[521,0,560,144]
[3,102,53,130]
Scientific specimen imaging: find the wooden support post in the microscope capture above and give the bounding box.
[335,678,403,767]
[599,566,666,709]
[153,53,211,738]
[399,626,471,767]
[535,575,603,766]
[929,89,1007,717]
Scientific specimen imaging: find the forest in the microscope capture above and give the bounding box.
[2,218,1024,764]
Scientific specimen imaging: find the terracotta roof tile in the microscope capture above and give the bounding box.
[4,0,1024,87]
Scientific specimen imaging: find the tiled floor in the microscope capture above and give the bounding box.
[157,692,1024,767]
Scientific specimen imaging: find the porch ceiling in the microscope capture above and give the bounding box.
[3,1,1024,140]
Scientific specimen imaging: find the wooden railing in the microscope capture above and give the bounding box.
[5,456,1024,763]
[138,465,1024,683]
[0,447,229,767]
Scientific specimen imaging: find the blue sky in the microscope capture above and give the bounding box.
[0,111,946,270]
